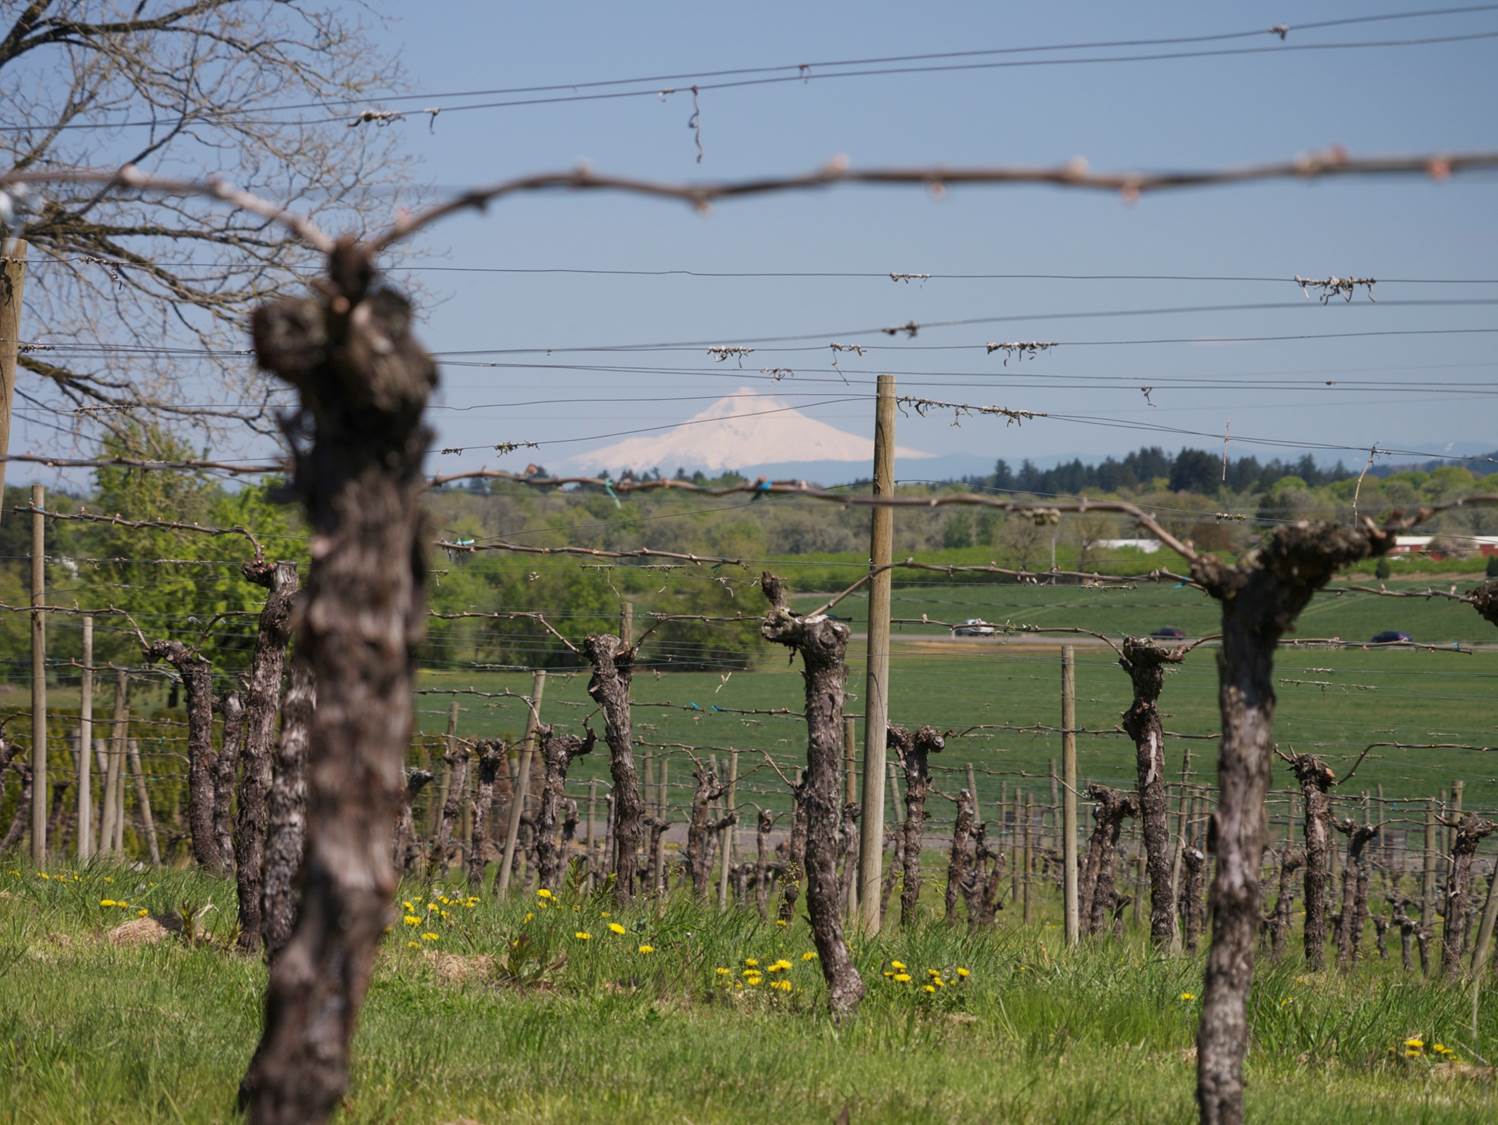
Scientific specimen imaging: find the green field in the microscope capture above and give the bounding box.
[2,864,1496,1124]
[417,578,1498,827]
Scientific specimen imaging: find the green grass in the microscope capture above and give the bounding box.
[417,586,1498,815]
[2,863,1495,1123]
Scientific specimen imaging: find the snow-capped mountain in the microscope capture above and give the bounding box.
[561,388,933,474]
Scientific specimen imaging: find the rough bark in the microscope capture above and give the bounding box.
[429,744,470,874]
[1333,818,1379,969]
[586,634,645,903]
[1080,784,1140,937]
[1287,754,1336,971]
[1265,848,1304,957]
[754,808,774,919]
[145,640,223,873]
[0,762,31,852]
[533,726,596,892]
[236,559,300,954]
[685,762,728,897]
[838,801,861,915]
[777,774,809,922]
[1119,636,1184,948]
[945,788,979,924]
[969,823,1007,928]
[262,660,313,963]
[216,689,245,874]
[239,240,436,1125]
[1191,520,1390,1125]
[880,825,901,922]
[466,739,507,888]
[890,723,944,928]
[1180,846,1206,954]
[759,574,865,1015]
[395,769,434,876]
[1440,813,1497,978]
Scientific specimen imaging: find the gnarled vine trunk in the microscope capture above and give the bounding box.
[1333,818,1378,969]
[945,788,979,924]
[890,723,944,928]
[239,240,435,1125]
[586,634,645,903]
[1287,754,1335,971]
[216,688,244,873]
[759,574,864,1015]
[1265,847,1304,957]
[1440,813,1497,978]
[1119,636,1184,949]
[1192,521,1390,1125]
[236,559,299,954]
[1080,783,1139,936]
[534,726,595,892]
[145,640,222,873]
[262,660,313,963]
[467,739,507,888]
[685,762,728,897]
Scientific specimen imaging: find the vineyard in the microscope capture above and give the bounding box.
[3,4,1498,1124]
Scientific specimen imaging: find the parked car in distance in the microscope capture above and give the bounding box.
[952,618,996,637]
[1369,630,1412,644]
[1150,626,1186,640]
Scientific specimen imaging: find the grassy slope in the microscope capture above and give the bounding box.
[2,864,1495,1124]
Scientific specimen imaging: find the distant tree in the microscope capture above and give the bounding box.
[2,0,414,443]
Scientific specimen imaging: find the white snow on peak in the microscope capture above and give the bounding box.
[561,388,932,473]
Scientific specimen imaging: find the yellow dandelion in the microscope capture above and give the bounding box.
[403,914,421,926]
[744,957,759,967]
[99,898,117,907]
[801,951,817,961]
[923,984,937,994]
[890,960,906,971]
[638,944,655,955]
[892,972,912,983]
[600,910,611,918]
[770,979,792,993]
[774,919,788,927]
[767,959,792,973]
[607,922,627,935]
[523,911,534,923]
[421,932,440,942]
[932,978,945,988]
[406,940,421,949]
[536,888,553,900]
[537,901,548,911]
[1179,992,1197,1002]
[714,966,731,976]
[38,872,50,881]
[574,930,592,941]
[745,974,763,987]
[1404,1037,1424,1050]
[136,908,149,918]
[956,966,970,978]
[1403,1048,1422,1059]
[1432,1043,1452,1055]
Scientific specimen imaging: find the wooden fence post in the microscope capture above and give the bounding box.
[30,483,46,863]
[127,739,160,865]
[1061,645,1079,946]
[496,671,545,895]
[857,372,896,933]
[0,241,27,521]
[1421,798,1439,945]
[77,615,93,861]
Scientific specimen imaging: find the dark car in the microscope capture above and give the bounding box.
[1370,630,1412,644]
[1150,626,1186,640]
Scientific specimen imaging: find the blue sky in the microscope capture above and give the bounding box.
[22,2,1498,480]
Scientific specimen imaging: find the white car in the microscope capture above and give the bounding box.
[952,618,996,637]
